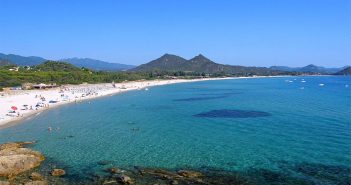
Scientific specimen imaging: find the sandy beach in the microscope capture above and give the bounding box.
[0,77,242,129]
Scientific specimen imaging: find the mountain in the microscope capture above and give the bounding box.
[0,53,134,71]
[0,53,46,66]
[269,66,296,72]
[334,67,351,75]
[132,54,282,75]
[0,60,14,66]
[131,54,188,71]
[187,54,227,73]
[299,64,338,73]
[270,64,346,74]
[60,58,135,71]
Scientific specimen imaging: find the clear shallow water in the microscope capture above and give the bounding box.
[0,76,350,182]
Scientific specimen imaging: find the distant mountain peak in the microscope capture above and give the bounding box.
[270,64,346,74]
[193,54,206,59]
[305,64,318,68]
[190,54,214,64]
[60,58,135,71]
[0,53,46,66]
[160,53,182,58]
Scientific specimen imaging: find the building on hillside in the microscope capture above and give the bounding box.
[32,83,58,89]
[8,67,19,71]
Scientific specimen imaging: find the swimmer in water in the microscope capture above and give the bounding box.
[48,127,52,132]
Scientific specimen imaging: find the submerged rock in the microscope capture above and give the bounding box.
[107,167,122,174]
[170,180,178,185]
[194,109,271,118]
[51,169,66,177]
[177,170,203,178]
[0,142,45,178]
[98,160,113,166]
[140,169,182,180]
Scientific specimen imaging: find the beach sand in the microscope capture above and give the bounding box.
[0,77,242,129]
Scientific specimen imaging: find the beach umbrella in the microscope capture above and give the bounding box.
[11,106,18,110]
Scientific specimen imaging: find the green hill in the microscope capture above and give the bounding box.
[34,61,83,72]
[131,54,189,71]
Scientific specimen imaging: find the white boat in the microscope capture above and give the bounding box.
[319,84,325,86]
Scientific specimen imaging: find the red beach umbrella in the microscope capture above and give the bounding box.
[11,106,18,111]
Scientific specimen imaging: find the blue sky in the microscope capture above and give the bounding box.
[0,0,350,67]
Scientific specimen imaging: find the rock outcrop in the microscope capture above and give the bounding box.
[115,174,133,184]
[0,142,45,178]
[30,172,44,181]
[51,169,66,177]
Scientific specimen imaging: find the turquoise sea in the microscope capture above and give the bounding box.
[0,76,350,184]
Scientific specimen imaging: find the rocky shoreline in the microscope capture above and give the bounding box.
[1,142,350,185]
[0,141,238,185]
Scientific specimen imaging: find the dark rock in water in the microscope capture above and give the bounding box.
[98,160,113,166]
[226,162,237,166]
[138,168,182,180]
[194,109,271,118]
[131,128,140,132]
[199,92,242,96]
[293,163,351,183]
[51,169,66,177]
[174,95,228,102]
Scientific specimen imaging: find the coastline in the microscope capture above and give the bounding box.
[0,76,288,129]
[0,77,233,129]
